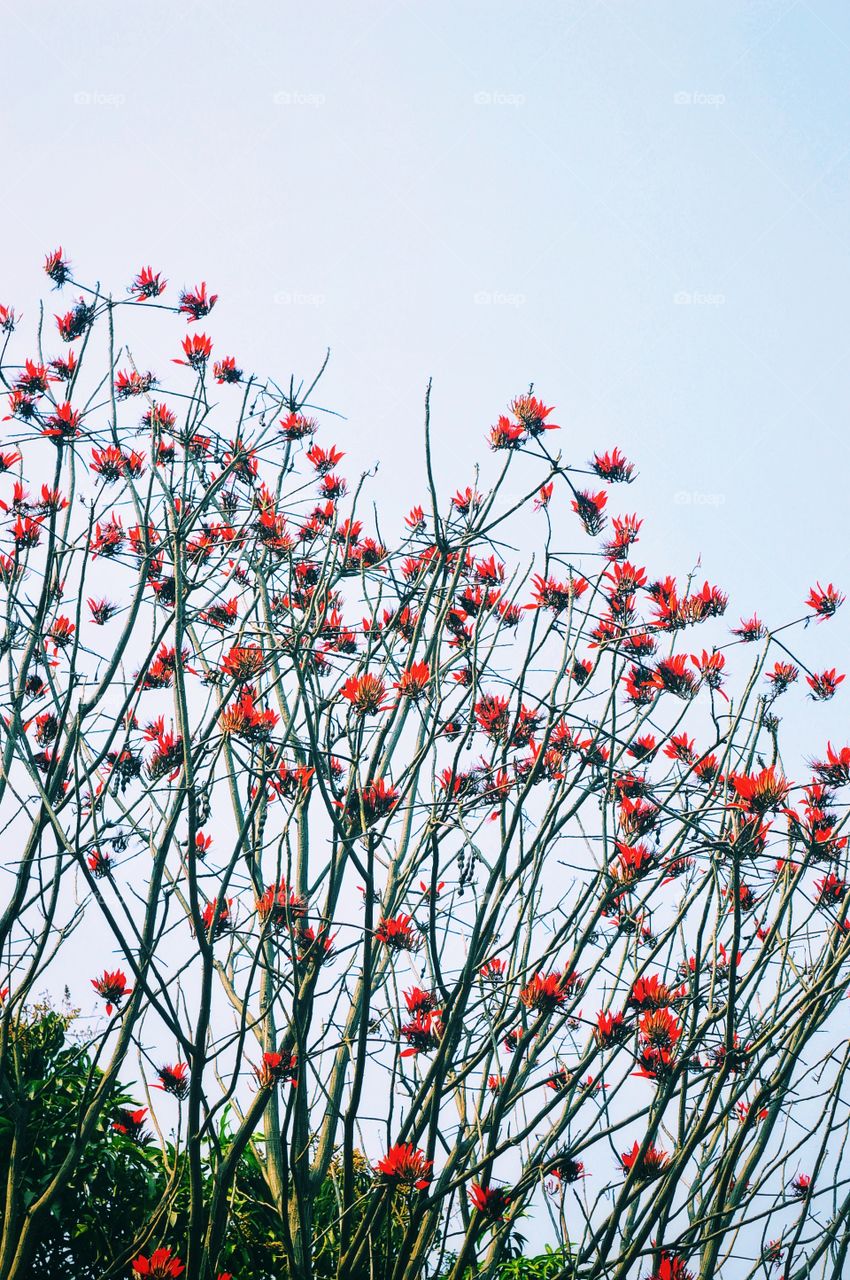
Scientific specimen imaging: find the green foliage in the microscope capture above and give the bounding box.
[0,1002,564,1277]
[496,1247,572,1278]
[0,1000,166,1278]
[443,1243,573,1280]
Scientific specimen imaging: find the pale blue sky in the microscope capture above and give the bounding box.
[3,0,850,741]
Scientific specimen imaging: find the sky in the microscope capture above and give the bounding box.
[3,0,850,736]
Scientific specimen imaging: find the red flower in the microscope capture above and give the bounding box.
[0,449,21,472]
[87,849,113,879]
[49,351,77,381]
[87,598,118,625]
[142,402,177,433]
[620,1140,670,1179]
[46,615,75,649]
[618,796,658,836]
[519,972,571,1013]
[591,447,634,483]
[43,401,82,440]
[547,1154,586,1184]
[528,573,588,613]
[254,1050,298,1088]
[664,732,696,764]
[219,691,279,741]
[489,415,526,450]
[90,515,125,558]
[343,778,399,826]
[201,897,233,940]
[404,986,439,1014]
[731,766,790,814]
[595,1009,627,1047]
[534,481,554,510]
[256,879,307,931]
[15,359,53,394]
[154,1062,189,1098]
[807,669,845,701]
[469,1182,511,1220]
[375,914,421,952]
[279,410,317,440]
[44,246,72,287]
[806,582,844,620]
[571,489,607,535]
[293,924,337,967]
[474,693,510,740]
[213,355,242,383]
[375,1143,433,1189]
[653,655,697,700]
[766,661,798,696]
[510,394,558,434]
[175,333,213,369]
[691,650,727,697]
[603,512,642,559]
[451,487,481,516]
[811,742,850,786]
[112,1107,148,1140]
[131,1248,184,1277]
[400,1010,444,1056]
[611,841,654,885]
[644,1253,694,1280]
[340,672,389,715]
[405,504,425,529]
[544,1066,572,1092]
[115,369,157,398]
[4,390,35,422]
[55,297,94,342]
[394,661,430,698]
[731,614,767,642]
[629,975,680,1010]
[194,832,212,858]
[179,281,218,321]
[221,644,266,682]
[790,1172,812,1199]
[12,514,44,550]
[306,443,345,474]
[91,968,132,1015]
[815,873,846,906]
[480,957,507,982]
[91,446,127,482]
[628,734,657,760]
[725,881,758,912]
[130,266,167,300]
[639,1008,681,1051]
